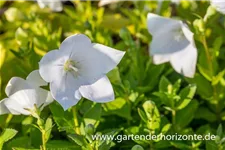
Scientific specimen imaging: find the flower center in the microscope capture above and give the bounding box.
[64,60,79,73]
[174,28,185,42]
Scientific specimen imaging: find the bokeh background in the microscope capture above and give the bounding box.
[0,0,225,150]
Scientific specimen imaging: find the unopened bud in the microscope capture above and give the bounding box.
[204,6,217,22]
[193,19,205,33]
[131,145,144,150]
[85,124,95,135]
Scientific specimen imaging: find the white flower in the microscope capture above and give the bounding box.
[147,13,197,78]
[39,34,125,110]
[37,0,63,12]
[98,0,120,7]
[210,0,225,14]
[0,70,53,115]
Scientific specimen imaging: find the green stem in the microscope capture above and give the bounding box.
[201,35,221,121]
[5,114,13,127]
[72,106,80,134]
[41,130,46,150]
[201,36,213,74]
[37,117,46,150]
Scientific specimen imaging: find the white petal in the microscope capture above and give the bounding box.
[170,42,197,78]
[49,0,63,12]
[59,34,91,56]
[5,77,32,97]
[5,89,38,115]
[39,50,68,82]
[181,23,194,43]
[79,76,114,103]
[60,34,125,84]
[37,0,47,8]
[211,0,225,14]
[50,72,82,110]
[76,44,125,84]
[42,91,54,108]
[26,70,47,87]
[5,88,50,115]
[171,0,181,4]
[92,44,125,72]
[147,13,191,55]
[98,0,120,6]
[37,0,63,12]
[36,88,53,108]
[153,54,171,65]
[0,99,10,115]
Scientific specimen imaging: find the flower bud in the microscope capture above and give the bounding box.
[193,19,205,34]
[85,124,95,135]
[204,6,217,22]
[37,118,44,128]
[131,145,144,150]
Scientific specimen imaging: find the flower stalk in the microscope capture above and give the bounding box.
[72,106,81,134]
[30,105,47,150]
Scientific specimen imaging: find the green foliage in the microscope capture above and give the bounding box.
[0,0,225,149]
[0,128,18,149]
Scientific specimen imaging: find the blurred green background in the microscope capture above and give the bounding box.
[0,0,225,150]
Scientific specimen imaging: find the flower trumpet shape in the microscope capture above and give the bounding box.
[147,13,197,78]
[37,0,63,12]
[0,70,53,115]
[210,0,225,14]
[39,34,125,110]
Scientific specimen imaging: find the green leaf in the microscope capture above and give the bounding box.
[143,101,160,131]
[195,107,217,122]
[15,27,28,46]
[46,140,81,150]
[5,136,31,150]
[212,69,225,86]
[119,27,135,47]
[154,140,171,149]
[172,79,181,94]
[44,117,53,142]
[49,101,74,132]
[217,124,223,138]
[68,134,88,147]
[107,67,121,84]
[213,36,223,53]
[98,128,121,147]
[98,141,111,150]
[159,76,171,92]
[206,140,218,150]
[103,98,131,120]
[161,124,171,134]
[137,108,147,123]
[170,141,191,149]
[0,128,18,149]
[186,74,213,99]
[12,148,39,150]
[176,85,196,110]
[125,126,148,145]
[84,103,102,126]
[175,100,199,129]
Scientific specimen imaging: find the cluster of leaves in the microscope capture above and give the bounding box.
[0,1,225,150]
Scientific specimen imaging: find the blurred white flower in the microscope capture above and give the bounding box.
[210,0,225,14]
[37,0,63,12]
[0,70,53,115]
[147,13,197,78]
[39,34,125,110]
[98,0,120,7]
